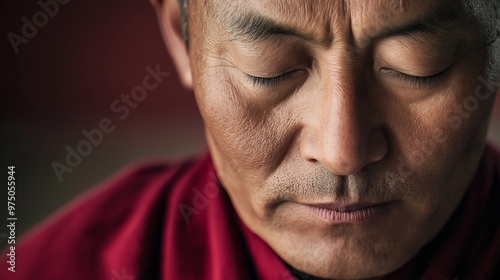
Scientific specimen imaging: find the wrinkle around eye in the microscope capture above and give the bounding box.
[226,38,313,76]
[373,35,469,79]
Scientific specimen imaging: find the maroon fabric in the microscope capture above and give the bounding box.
[1,145,499,279]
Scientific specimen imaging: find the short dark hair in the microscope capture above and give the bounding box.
[179,0,189,48]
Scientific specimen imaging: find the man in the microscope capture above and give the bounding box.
[1,0,499,279]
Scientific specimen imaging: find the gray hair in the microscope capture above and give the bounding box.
[179,0,189,48]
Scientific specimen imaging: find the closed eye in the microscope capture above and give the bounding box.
[381,68,446,88]
[245,70,305,88]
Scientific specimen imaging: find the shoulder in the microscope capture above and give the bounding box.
[0,152,214,280]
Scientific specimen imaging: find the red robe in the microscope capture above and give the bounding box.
[1,145,499,279]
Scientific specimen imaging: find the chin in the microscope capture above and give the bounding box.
[258,215,419,280]
[278,238,407,279]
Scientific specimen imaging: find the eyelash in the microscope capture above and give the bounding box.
[383,69,446,88]
[246,70,303,88]
[245,68,446,89]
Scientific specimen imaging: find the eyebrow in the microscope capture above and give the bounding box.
[375,6,466,40]
[227,6,468,46]
[228,12,321,44]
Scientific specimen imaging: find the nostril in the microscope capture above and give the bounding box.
[306,157,318,163]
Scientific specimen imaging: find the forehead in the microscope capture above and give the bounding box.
[203,0,489,44]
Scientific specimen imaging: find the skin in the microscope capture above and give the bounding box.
[152,0,500,279]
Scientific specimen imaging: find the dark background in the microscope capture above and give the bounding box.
[0,0,206,250]
[1,0,500,250]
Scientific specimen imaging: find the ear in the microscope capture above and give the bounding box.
[151,0,193,89]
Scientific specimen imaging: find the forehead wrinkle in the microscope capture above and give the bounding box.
[211,0,338,46]
[207,0,472,44]
[272,0,342,34]
[350,0,474,42]
[349,0,405,20]
[228,12,317,43]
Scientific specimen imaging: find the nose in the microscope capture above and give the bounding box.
[301,69,388,175]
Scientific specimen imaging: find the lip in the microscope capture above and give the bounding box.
[303,201,387,212]
[299,201,393,223]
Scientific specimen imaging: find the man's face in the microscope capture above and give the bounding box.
[186,0,499,278]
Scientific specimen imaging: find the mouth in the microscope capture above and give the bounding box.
[299,201,394,223]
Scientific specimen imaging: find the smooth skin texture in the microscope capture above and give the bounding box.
[152,0,500,279]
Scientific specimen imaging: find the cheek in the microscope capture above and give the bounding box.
[391,69,495,218]
[194,64,298,185]
[395,46,492,178]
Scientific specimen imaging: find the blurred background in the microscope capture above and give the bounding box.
[1,0,500,251]
[0,0,207,250]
